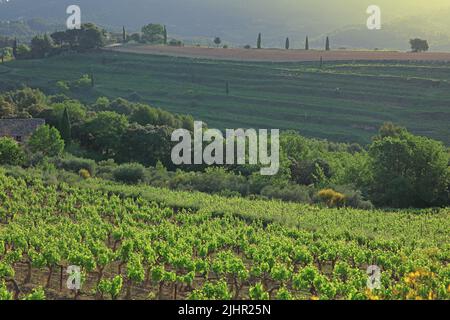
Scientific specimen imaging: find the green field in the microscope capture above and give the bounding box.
[1,51,450,145]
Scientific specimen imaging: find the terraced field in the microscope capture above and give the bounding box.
[1,51,449,144]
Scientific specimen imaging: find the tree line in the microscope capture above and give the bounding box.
[0,87,448,209]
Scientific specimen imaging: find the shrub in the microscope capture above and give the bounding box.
[113,163,146,184]
[79,169,91,179]
[334,186,374,210]
[57,156,96,176]
[317,189,346,207]
[261,184,311,203]
[0,137,25,166]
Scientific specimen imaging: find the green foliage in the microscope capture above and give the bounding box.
[56,155,96,176]
[0,170,448,300]
[141,24,165,44]
[28,125,64,157]
[410,38,429,52]
[98,276,123,300]
[369,127,449,207]
[0,137,25,166]
[0,282,13,300]
[257,33,262,49]
[118,124,173,167]
[261,184,311,203]
[21,287,46,300]
[30,34,54,59]
[249,283,269,300]
[80,112,128,158]
[113,163,146,184]
[5,52,450,146]
[213,37,221,47]
[59,108,72,145]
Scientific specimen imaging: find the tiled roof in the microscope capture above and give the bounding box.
[0,118,45,137]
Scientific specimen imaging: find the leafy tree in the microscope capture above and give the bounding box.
[4,87,46,116]
[79,23,106,50]
[285,37,290,50]
[214,37,222,48]
[80,112,128,158]
[30,35,54,59]
[325,36,330,51]
[141,24,165,44]
[305,36,309,50]
[128,33,141,43]
[257,33,262,49]
[16,44,31,59]
[369,126,449,207]
[118,124,173,167]
[28,125,64,157]
[0,137,25,165]
[59,107,72,145]
[122,26,127,43]
[50,31,66,48]
[129,104,159,126]
[410,39,429,52]
[0,97,16,118]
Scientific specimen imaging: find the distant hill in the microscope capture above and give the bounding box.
[320,9,450,51]
[1,0,449,50]
[0,18,63,43]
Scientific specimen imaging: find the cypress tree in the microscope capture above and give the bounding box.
[60,108,72,145]
[163,25,168,45]
[326,36,330,51]
[90,72,95,88]
[257,33,262,49]
[305,36,309,50]
[285,37,290,50]
[12,38,17,58]
[122,26,126,43]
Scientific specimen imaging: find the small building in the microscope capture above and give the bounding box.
[0,118,45,143]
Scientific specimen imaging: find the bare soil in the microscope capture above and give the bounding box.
[107,45,450,62]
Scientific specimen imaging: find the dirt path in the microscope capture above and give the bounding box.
[107,45,450,62]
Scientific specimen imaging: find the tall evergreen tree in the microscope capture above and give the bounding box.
[90,72,95,88]
[12,38,17,58]
[163,25,168,45]
[325,36,330,51]
[122,26,126,43]
[59,108,72,145]
[285,37,290,50]
[305,36,309,50]
[257,33,262,49]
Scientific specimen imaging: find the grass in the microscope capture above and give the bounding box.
[1,51,449,145]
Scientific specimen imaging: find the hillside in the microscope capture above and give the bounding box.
[1,51,449,145]
[327,8,450,51]
[0,169,448,300]
[1,0,450,49]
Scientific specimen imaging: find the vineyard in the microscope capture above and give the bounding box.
[0,170,449,300]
